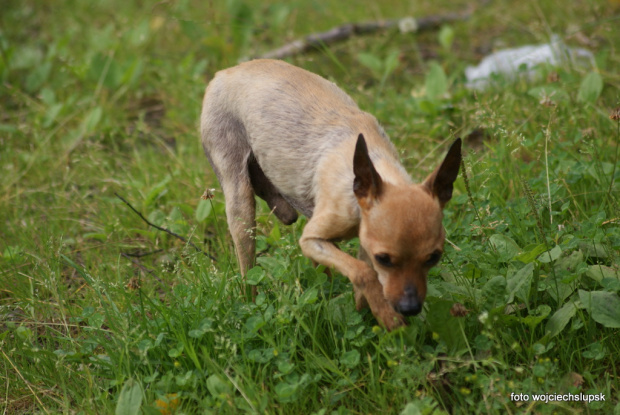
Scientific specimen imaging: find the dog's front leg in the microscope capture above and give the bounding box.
[355,246,372,310]
[300,216,406,331]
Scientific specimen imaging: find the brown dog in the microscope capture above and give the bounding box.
[200,59,461,330]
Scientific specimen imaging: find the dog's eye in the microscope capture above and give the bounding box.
[425,251,442,267]
[374,253,393,267]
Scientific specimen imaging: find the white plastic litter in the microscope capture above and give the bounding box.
[465,35,595,90]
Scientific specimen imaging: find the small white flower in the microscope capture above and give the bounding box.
[398,17,418,34]
[478,311,489,324]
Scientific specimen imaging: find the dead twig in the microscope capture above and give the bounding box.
[122,249,164,258]
[255,10,471,60]
[115,192,217,262]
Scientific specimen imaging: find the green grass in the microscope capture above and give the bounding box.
[1,0,619,413]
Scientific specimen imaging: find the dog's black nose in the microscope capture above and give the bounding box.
[397,285,423,316]
[398,298,422,316]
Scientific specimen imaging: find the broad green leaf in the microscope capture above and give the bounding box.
[128,19,150,47]
[176,370,194,386]
[516,243,547,264]
[474,334,493,351]
[244,315,265,333]
[247,348,274,364]
[527,85,569,103]
[167,206,188,235]
[506,262,534,303]
[400,402,423,415]
[577,71,603,103]
[582,341,606,360]
[83,232,107,241]
[438,25,454,51]
[382,51,400,83]
[275,381,297,400]
[16,325,33,341]
[554,250,584,273]
[40,87,55,104]
[357,52,383,79]
[88,312,104,329]
[578,241,609,259]
[277,360,295,375]
[206,374,232,397]
[168,206,183,222]
[602,277,620,292]
[547,281,577,305]
[195,198,212,222]
[521,305,551,330]
[425,299,466,353]
[545,302,577,338]
[188,318,214,339]
[266,222,281,244]
[246,266,265,286]
[425,61,448,100]
[115,379,143,415]
[579,290,620,328]
[81,106,103,134]
[168,343,184,358]
[340,350,360,369]
[537,245,561,263]
[146,209,166,227]
[489,234,521,262]
[137,339,152,354]
[298,287,318,305]
[482,275,506,308]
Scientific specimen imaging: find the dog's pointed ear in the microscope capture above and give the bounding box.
[424,138,462,208]
[353,134,383,207]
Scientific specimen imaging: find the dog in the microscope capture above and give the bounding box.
[200,59,461,330]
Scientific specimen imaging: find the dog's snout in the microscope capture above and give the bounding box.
[397,285,423,316]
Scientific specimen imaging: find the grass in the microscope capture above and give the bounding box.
[1,0,619,413]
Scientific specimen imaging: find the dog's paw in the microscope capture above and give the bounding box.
[377,307,407,331]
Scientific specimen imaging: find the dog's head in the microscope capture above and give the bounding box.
[353,134,462,316]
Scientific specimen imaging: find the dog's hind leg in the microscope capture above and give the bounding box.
[201,118,257,283]
[221,170,256,279]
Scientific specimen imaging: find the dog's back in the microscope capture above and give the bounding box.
[200,59,400,217]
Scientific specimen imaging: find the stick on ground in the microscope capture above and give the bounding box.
[115,192,217,262]
[255,10,471,60]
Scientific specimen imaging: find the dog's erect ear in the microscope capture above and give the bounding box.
[353,134,383,207]
[424,138,462,208]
